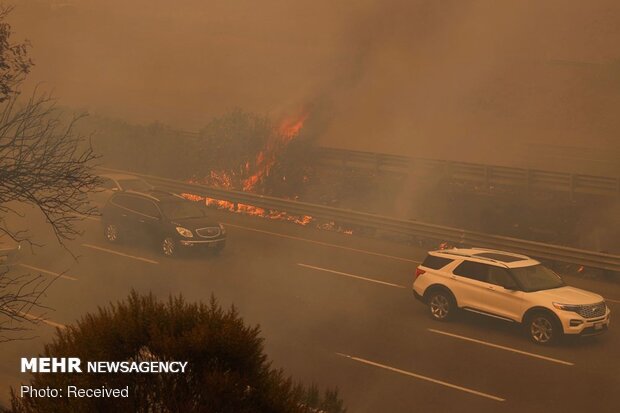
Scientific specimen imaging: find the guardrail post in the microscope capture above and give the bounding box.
[341,153,349,171]
[375,154,383,173]
[443,161,452,182]
[484,166,490,191]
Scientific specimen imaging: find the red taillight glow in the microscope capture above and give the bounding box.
[415,268,426,278]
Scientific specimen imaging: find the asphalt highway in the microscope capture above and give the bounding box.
[1,208,619,412]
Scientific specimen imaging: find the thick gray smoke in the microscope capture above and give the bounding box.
[10,0,620,170]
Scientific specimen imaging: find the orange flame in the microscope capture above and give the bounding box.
[278,112,308,141]
[181,110,343,232]
[240,111,308,192]
[180,193,314,226]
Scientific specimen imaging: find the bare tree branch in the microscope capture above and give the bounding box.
[0,266,57,343]
[0,8,99,340]
[0,91,101,248]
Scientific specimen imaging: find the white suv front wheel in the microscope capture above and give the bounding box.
[427,290,455,321]
[527,312,560,345]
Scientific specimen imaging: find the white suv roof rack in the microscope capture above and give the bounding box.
[470,247,530,260]
[434,249,510,268]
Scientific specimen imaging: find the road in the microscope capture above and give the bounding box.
[1,208,619,412]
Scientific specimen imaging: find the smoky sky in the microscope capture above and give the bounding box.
[10,0,620,161]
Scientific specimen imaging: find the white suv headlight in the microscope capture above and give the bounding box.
[552,302,580,312]
[175,226,193,238]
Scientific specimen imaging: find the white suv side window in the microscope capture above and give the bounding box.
[487,267,514,287]
[421,255,454,270]
[453,261,488,282]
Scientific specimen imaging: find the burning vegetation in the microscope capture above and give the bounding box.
[191,110,311,194]
[182,110,322,228]
[86,107,618,255]
[180,110,357,234]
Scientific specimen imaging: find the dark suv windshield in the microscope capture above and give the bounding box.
[159,200,207,220]
[509,265,565,292]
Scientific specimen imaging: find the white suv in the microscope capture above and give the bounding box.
[413,248,611,344]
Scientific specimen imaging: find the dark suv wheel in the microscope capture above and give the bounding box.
[526,311,561,345]
[104,222,121,243]
[427,290,456,321]
[161,237,177,257]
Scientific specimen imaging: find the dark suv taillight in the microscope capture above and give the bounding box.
[415,268,426,278]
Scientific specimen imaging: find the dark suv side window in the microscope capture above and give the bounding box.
[112,195,160,218]
[453,261,490,281]
[140,200,161,219]
[112,194,133,209]
[127,197,160,218]
[422,255,453,270]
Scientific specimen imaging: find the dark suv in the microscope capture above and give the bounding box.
[101,190,226,257]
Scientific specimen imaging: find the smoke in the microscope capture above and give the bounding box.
[10,0,620,168]
[316,0,620,165]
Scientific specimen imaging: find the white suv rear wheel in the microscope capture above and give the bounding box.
[428,291,455,321]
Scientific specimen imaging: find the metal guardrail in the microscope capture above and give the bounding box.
[316,147,620,198]
[97,167,620,272]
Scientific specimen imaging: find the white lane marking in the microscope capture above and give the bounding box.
[81,244,159,264]
[605,297,620,304]
[428,329,574,366]
[224,222,419,263]
[336,352,505,402]
[298,263,406,288]
[19,264,78,281]
[18,311,66,329]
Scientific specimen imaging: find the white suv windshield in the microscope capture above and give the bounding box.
[509,264,565,292]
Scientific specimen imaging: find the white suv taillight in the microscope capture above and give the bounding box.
[415,268,426,278]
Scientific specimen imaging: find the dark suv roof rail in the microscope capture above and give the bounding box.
[149,189,176,197]
[120,189,181,202]
[120,190,160,201]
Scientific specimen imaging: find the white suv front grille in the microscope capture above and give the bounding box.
[576,302,606,319]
